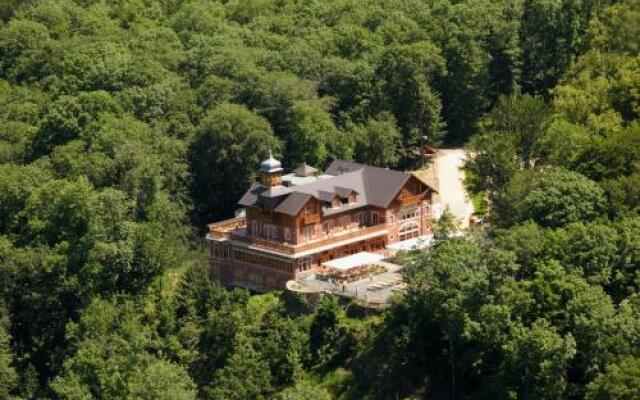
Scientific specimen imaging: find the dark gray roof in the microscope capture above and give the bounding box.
[238,183,291,208]
[238,182,264,207]
[294,163,317,177]
[317,190,338,202]
[274,192,312,215]
[361,165,412,207]
[325,160,365,176]
[238,160,435,216]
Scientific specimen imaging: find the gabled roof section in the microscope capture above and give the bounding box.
[361,166,412,208]
[325,160,421,207]
[274,192,313,215]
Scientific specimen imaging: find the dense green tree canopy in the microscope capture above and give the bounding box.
[494,167,606,228]
[586,356,640,400]
[0,303,17,399]
[351,112,402,167]
[0,0,637,399]
[50,297,196,400]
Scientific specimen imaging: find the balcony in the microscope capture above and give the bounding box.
[229,223,388,255]
[295,224,387,253]
[232,229,295,254]
[207,217,246,239]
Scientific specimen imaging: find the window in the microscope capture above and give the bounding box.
[371,212,379,225]
[399,222,420,241]
[231,250,292,272]
[423,203,430,216]
[299,257,311,271]
[339,216,350,230]
[322,220,334,235]
[304,225,314,240]
[262,224,277,240]
[284,227,291,241]
[356,213,366,226]
[400,208,419,221]
[251,220,259,236]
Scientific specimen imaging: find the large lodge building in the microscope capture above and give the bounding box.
[207,153,437,291]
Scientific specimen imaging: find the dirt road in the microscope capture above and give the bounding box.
[432,149,474,229]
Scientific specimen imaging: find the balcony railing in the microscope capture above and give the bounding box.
[295,224,387,253]
[232,230,296,254]
[208,217,246,239]
[230,223,387,255]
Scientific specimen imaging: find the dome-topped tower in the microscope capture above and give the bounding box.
[259,150,283,187]
[260,150,283,173]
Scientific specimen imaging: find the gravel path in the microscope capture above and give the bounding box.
[433,149,475,229]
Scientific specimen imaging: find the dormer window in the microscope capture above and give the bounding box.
[334,187,357,206]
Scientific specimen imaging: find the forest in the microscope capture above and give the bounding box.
[0,0,638,399]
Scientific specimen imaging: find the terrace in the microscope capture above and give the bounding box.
[289,259,406,308]
[207,217,246,239]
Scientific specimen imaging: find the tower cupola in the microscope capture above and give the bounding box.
[259,151,283,187]
[260,150,283,173]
